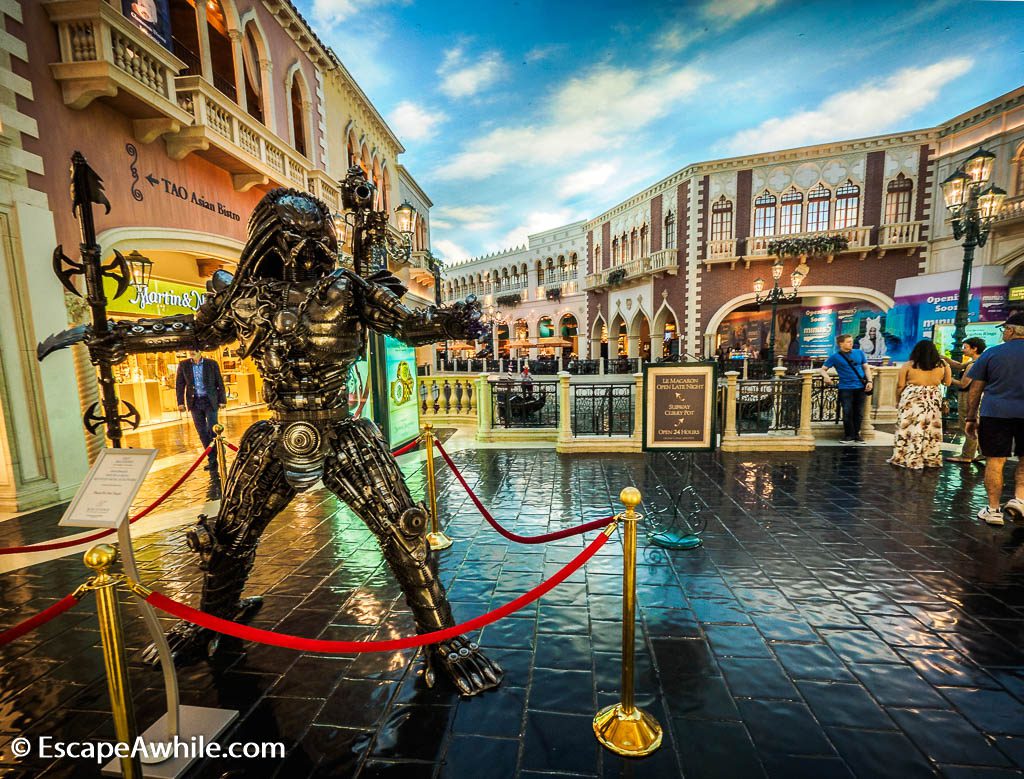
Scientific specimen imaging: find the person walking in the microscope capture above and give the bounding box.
[944,336,986,464]
[820,334,874,444]
[888,340,951,469]
[176,349,227,471]
[963,313,1024,526]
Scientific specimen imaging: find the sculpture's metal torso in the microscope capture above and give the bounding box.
[230,273,365,413]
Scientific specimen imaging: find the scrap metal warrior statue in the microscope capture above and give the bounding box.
[41,166,502,696]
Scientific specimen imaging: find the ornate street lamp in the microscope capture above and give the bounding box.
[124,249,153,288]
[753,258,806,364]
[941,147,1007,367]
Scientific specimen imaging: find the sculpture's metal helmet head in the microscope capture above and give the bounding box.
[241,188,338,283]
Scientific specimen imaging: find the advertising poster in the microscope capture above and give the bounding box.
[886,286,1009,362]
[122,0,173,51]
[799,308,837,357]
[932,322,1004,357]
[643,363,717,451]
[384,335,419,446]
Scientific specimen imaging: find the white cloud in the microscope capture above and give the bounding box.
[558,162,619,198]
[703,0,778,25]
[497,209,581,249]
[388,101,447,141]
[722,57,973,156]
[524,45,561,64]
[436,62,708,181]
[653,25,703,53]
[432,205,501,232]
[433,238,473,263]
[438,47,506,99]
[312,0,397,26]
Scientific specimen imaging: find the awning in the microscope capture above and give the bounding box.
[538,337,571,347]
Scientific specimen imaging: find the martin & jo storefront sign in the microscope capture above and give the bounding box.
[103,277,207,318]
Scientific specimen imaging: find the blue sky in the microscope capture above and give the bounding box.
[297,0,1024,263]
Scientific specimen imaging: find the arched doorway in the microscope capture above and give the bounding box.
[654,306,679,360]
[630,313,651,360]
[495,322,510,357]
[610,314,627,358]
[591,316,607,359]
[560,314,579,357]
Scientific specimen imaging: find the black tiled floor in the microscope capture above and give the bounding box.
[2,444,1024,777]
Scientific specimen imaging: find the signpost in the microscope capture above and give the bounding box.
[642,363,717,451]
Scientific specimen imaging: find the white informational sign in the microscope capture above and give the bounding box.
[60,448,158,529]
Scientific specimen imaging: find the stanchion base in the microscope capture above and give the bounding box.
[649,531,703,551]
[593,703,663,757]
[427,531,454,550]
[102,705,238,777]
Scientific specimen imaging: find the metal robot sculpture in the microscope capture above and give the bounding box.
[40,167,502,696]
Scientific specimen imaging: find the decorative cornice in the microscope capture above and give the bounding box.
[938,84,1024,138]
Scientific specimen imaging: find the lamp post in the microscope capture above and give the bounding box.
[941,147,1007,365]
[481,302,503,359]
[753,258,806,364]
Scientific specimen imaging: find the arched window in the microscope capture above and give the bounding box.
[169,0,237,102]
[1012,143,1024,196]
[381,166,391,214]
[711,197,733,241]
[289,71,309,157]
[241,22,265,124]
[538,317,554,338]
[884,174,914,224]
[779,188,803,235]
[640,225,649,257]
[834,181,860,229]
[664,211,676,249]
[807,184,830,232]
[753,191,776,237]
[347,131,359,169]
[630,229,638,261]
[612,237,619,264]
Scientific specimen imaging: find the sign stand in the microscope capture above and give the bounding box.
[60,449,237,777]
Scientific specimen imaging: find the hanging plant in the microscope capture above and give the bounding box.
[767,234,849,258]
[545,287,562,301]
[607,268,627,285]
[495,292,521,307]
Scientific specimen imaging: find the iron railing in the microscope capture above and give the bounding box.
[608,357,643,374]
[571,384,634,436]
[736,378,801,434]
[567,359,600,375]
[491,380,558,428]
[810,376,840,423]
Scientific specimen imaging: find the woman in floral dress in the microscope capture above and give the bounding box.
[888,339,952,469]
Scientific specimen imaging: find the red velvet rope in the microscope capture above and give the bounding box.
[390,437,421,458]
[0,593,81,647]
[433,440,614,544]
[0,444,213,556]
[143,528,611,653]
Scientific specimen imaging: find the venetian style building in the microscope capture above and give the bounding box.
[0,0,428,512]
[442,221,587,361]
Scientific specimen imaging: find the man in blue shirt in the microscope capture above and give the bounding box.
[820,334,874,444]
[964,312,1024,526]
[176,349,227,472]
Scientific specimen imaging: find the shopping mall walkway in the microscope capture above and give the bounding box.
[0,437,1023,778]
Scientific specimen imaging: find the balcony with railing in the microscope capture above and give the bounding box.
[47,1,319,193]
[994,196,1024,226]
[46,0,193,133]
[877,221,925,256]
[746,226,873,263]
[584,248,679,290]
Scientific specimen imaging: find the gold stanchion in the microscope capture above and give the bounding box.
[84,544,143,778]
[593,487,663,757]
[422,423,453,550]
[212,423,228,484]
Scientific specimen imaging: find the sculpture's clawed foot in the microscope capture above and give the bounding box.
[141,597,265,667]
[425,635,502,697]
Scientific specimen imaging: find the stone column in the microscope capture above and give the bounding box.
[872,365,900,425]
[194,2,214,82]
[633,372,645,442]
[798,369,815,439]
[724,371,739,438]
[557,371,571,445]
[475,373,492,440]
[228,29,247,112]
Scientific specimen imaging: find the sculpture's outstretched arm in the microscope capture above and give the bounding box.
[355,269,485,346]
[38,273,237,364]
